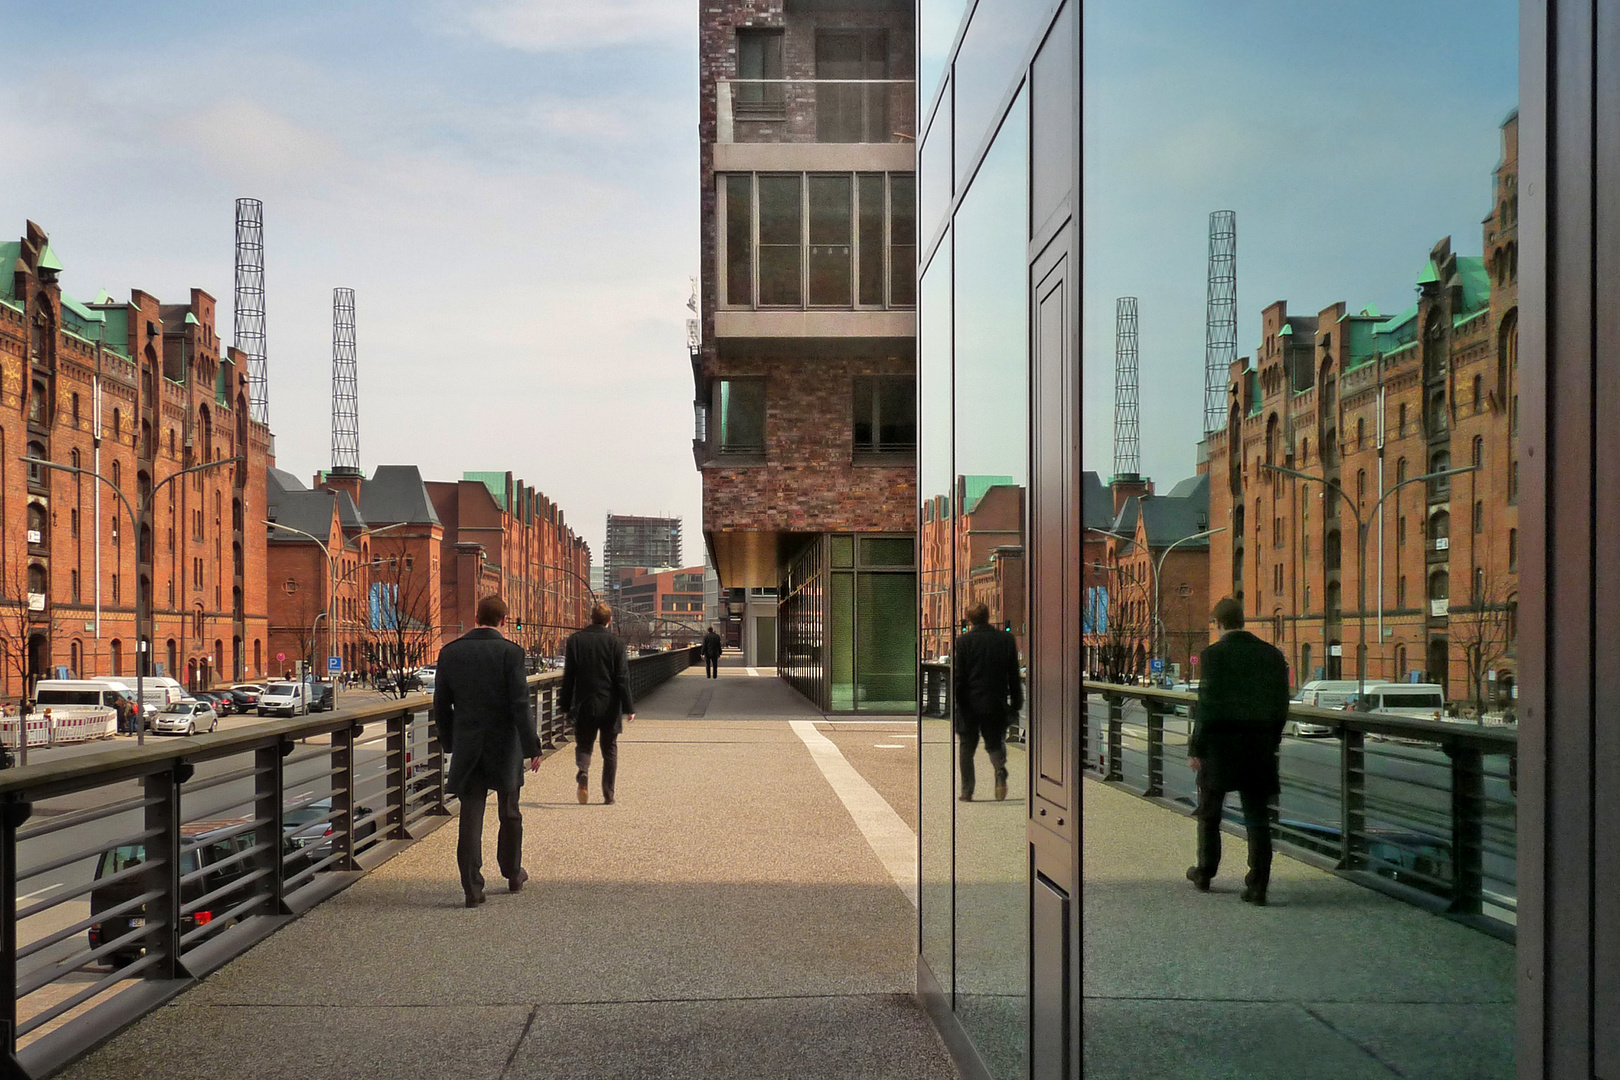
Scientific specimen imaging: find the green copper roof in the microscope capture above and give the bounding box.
[960,474,1014,514]
[1416,259,1441,285]
[463,471,509,511]
[36,242,63,273]
[1455,256,1490,312]
[0,242,19,300]
[1278,322,1293,336]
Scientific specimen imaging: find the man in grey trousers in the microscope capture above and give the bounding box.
[560,602,635,804]
[434,595,542,908]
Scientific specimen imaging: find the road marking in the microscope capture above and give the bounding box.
[790,719,917,908]
[874,744,906,749]
[19,882,63,902]
[746,667,760,677]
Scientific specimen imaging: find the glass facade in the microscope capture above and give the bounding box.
[916,2,1077,1078]
[779,532,917,713]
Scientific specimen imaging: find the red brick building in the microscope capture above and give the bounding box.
[616,565,707,648]
[696,0,917,710]
[1204,111,1519,707]
[0,221,272,695]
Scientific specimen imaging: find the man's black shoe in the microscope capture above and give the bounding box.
[1240,886,1268,906]
[464,888,486,908]
[1185,867,1211,892]
[508,869,529,894]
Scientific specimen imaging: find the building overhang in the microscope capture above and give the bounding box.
[714,309,915,357]
[707,530,782,589]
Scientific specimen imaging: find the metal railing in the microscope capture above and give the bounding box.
[0,647,699,1078]
[1083,681,1517,940]
[715,78,916,145]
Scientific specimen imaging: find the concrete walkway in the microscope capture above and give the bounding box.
[1083,779,1516,1080]
[59,668,955,1080]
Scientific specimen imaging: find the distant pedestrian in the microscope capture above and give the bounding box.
[702,625,723,679]
[1186,597,1291,906]
[433,595,543,908]
[560,603,635,805]
[952,602,1023,802]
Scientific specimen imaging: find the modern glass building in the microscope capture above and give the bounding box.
[914,1,1078,1077]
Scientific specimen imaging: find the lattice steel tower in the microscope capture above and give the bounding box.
[234,198,269,426]
[1203,210,1238,433]
[1114,297,1141,478]
[331,288,360,473]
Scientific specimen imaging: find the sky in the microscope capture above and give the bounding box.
[0,0,701,563]
[1083,0,1519,489]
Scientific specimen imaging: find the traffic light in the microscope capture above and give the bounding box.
[515,618,524,631]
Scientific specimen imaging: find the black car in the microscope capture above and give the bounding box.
[227,685,263,710]
[88,820,261,967]
[309,682,336,712]
[194,690,232,716]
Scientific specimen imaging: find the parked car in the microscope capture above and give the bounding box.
[309,682,335,712]
[413,667,436,692]
[281,796,377,874]
[88,819,259,966]
[227,684,263,710]
[193,690,233,716]
[151,700,218,736]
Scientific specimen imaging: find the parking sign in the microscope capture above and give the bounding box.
[328,655,342,673]
[1150,658,1165,675]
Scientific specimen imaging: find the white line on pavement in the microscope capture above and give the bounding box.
[19,882,63,902]
[790,719,917,908]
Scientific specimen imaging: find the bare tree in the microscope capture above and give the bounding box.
[365,541,438,697]
[1452,566,1517,717]
[1088,579,1152,684]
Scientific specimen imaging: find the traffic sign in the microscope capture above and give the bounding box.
[1150,658,1165,675]
[276,652,286,663]
[328,655,342,673]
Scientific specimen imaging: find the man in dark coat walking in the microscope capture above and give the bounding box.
[1187,596,1291,905]
[701,626,723,679]
[561,602,635,804]
[952,602,1023,801]
[433,595,542,908]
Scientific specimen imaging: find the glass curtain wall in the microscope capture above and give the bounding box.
[917,2,1077,1078]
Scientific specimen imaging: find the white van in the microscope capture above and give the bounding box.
[257,681,313,717]
[35,679,136,711]
[1290,680,1359,736]
[1360,683,1446,721]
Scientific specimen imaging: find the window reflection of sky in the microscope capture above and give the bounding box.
[919,0,972,106]
[954,87,1029,486]
[920,237,953,506]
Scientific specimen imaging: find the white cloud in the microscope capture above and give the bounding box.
[168,99,345,185]
[457,0,692,52]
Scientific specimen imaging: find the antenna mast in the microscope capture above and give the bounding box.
[1114,297,1141,478]
[331,288,360,473]
[1203,210,1237,433]
[234,198,269,425]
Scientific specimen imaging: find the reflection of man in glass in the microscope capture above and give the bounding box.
[952,602,1023,801]
[1186,597,1290,906]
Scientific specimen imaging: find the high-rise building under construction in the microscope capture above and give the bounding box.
[603,514,682,602]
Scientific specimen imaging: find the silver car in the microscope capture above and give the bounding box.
[150,700,219,736]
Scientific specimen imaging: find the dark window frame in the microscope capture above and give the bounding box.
[852,374,917,461]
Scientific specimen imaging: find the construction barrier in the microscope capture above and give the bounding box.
[0,706,117,748]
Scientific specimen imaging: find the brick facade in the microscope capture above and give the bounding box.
[1204,113,1519,707]
[0,221,272,695]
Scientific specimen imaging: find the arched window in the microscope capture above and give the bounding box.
[1300,438,1309,465]
[1429,570,1450,601]
[110,639,123,676]
[1474,567,1486,604]
[112,408,121,441]
[1473,373,1484,414]
[29,380,46,425]
[26,504,46,546]
[1396,457,1407,485]
[1429,390,1447,435]
[1398,403,1407,438]
[1356,469,1366,507]
[1324,531,1342,572]
[1430,451,1452,498]
[26,563,46,594]
[25,441,46,487]
[1472,435,1484,468]
[1430,510,1451,542]
[1356,417,1365,449]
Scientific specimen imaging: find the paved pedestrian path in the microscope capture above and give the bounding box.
[59,668,955,1080]
[1083,779,1516,1080]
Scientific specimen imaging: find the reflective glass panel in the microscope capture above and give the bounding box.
[952,0,1048,188]
[919,0,971,106]
[890,174,918,305]
[758,174,802,306]
[920,83,953,247]
[726,174,753,305]
[951,86,1029,1080]
[808,175,853,305]
[858,174,886,306]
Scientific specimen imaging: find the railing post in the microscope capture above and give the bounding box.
[386,710,409,840]
[255,741,289,914]
[1106,695,1124,783]
[143,762,191,980]
[424,706,451,816]
[534,684,551,752]
[1144,698,1163,797]
[0,796,31,1061]
[332,722,358,871]
[1079,694,1091,771]
[1339,725,1365,872]
[1449,743,1486,915]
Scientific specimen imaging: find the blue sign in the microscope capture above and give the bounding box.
[1150,658,1165,675]
[328,655,342,673]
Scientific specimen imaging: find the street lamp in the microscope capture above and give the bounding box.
[24,454,245,747]
[1262,461,1477,701]
[264,518,408,709]
[1152,527,1225,676]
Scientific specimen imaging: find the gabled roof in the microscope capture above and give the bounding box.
[1116,474,1211,551]
[335,489,365,530]
[360,465,441,525]
[265,468,339,544]
[960,474,1015,516]
[268,467,307,493]
[1082,471,1112,530]
[463,471,509,511]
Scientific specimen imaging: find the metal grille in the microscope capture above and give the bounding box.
[1203,210,1237,434]
[234,199,269,426]
[331,288,360,472]
[1113,297,1140,478]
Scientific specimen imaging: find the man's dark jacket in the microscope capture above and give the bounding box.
[702,630,723,660]
[1189,629,1291,794]
[952,624,1024,729]
[433,626,542,796]
[561,624,635,733]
